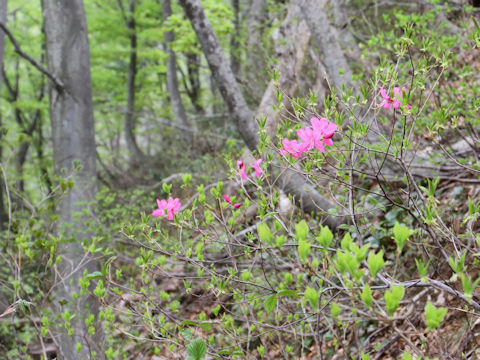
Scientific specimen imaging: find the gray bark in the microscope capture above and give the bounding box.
[41,0,103,358]
[162,0,190,133]
[179,0,258,150]
[259,2,311,139]
[245,0,267,98]
[300,0,354,92]
[230,0,240,75]
[124,0,145,165]
[179,0,342,229]
[0,0,7,228]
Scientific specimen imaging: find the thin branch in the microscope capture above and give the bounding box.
[0,22,64,90]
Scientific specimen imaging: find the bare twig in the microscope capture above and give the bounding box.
[0,22,64,90]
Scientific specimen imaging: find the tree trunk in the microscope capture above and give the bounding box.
[259,2,311,139]
[124,0,145,165]
[162,0,190,134]
[179,0,258,150]
[0,0,7,228]
[245,0,267,99]
[300,0,354,93]
[230,0,240,75]
[179,0,342,229]
[41,0,104,358]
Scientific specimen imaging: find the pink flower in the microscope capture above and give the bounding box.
[224,194,242,208]
[279,138,308,158]
[380,86,411,110]
[252,158,263,178]
[297,127,317,152]
[310,117,337,148]
[237,160,247,180]
[152,197,181,220]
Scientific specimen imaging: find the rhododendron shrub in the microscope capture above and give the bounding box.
[90,10,480,360]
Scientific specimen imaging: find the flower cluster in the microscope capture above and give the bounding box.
[152,197,181,220]
[379,86,411,110]
[237,158,263,180]
[223,195,242,208]
[280,117,337,158]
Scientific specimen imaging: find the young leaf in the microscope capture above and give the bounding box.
[264,294,277,313]
[361,284,373,308]
[384,284,405,316]
[330,302,341,318]
[316,225,333,248]
[186,338,207,360]
[341,233,353,251]
[257,223,273,244]
[298,240,311,263]
[368,250,386,278]
[295,220,309,242]
[424,301,447,331]
[304,287,319,309]
[393,222,412,252]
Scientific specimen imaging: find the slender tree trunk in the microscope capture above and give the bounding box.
[185,53,203,112]
[260,2,310,139]
[300,0,354,93]
[246,0,267,99]
[230,0,240,76]
[179,0,342,229]
[179,0,258,150]
[41,0,104,358]
[124,0,145,165]
[162,0,190,134]
[0,0,8,228]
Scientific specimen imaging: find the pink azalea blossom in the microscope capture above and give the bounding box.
[237,160,247,180]
[224,194,242,208]
[252,158,263,177]
[380,86,411,110]
[310,117,338,148]
[297,127,317,152]
[152,197,181,220]
[279,138,308,158]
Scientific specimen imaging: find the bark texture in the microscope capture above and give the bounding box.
[162,0,190,133]
[179,0,259,150]
[41,0,103,358]
[180,0,342,229]
[124,0,145,165]
[0,0,7,228]
[300,0,354,92]
[259,2,310,139]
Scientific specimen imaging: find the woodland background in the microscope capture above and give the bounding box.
[1,0,480,359]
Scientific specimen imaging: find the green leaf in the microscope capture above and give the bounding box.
[403,351,413,360]
[330,302,341,317]
[368,250,386,278]
[316,225,333,248]
[298,240,311,263]
[264,294,277,313]
[341,233,353,251]
[393,222,412,252]
[257,223,273,244]
[361,284,373,308]
[277,289,298,298]
[384,284,405,316]
[85,271,103,281]
[304,287,319,309]
[424,301,447,330]
[186,338,207,360]
[295,220,309,242]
